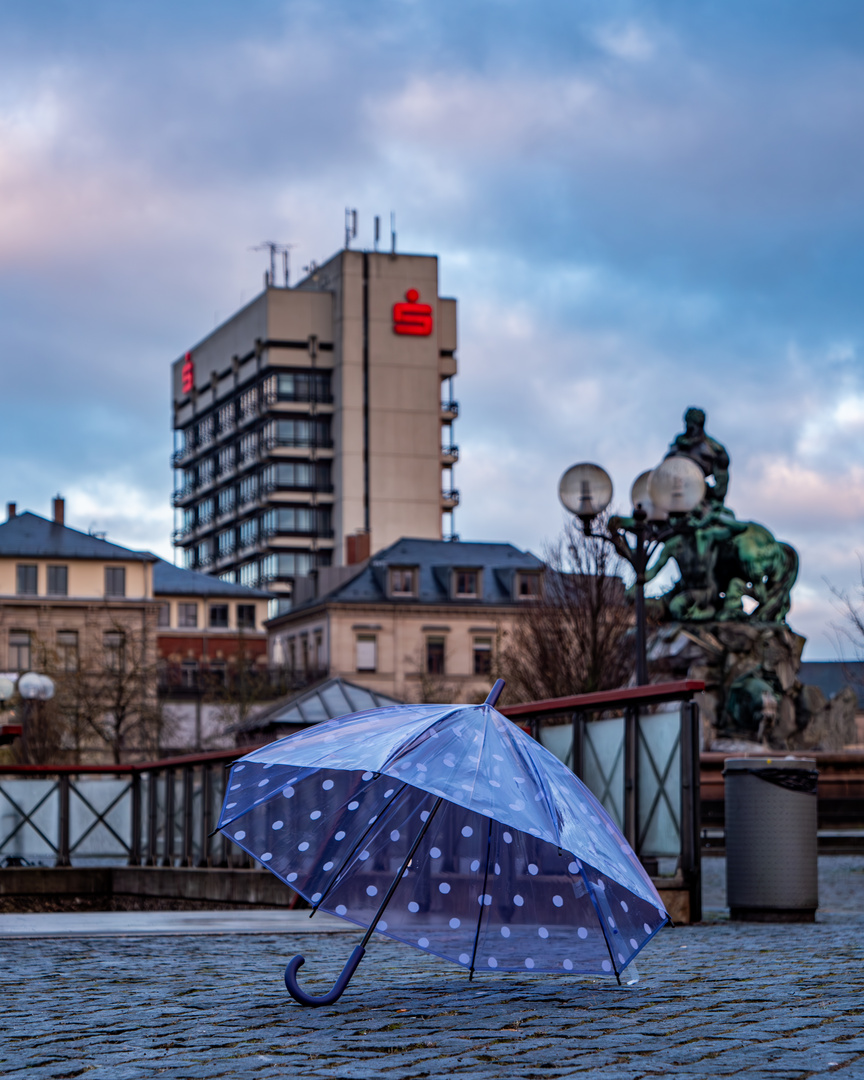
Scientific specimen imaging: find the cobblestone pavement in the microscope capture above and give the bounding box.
[3,858,862,1080]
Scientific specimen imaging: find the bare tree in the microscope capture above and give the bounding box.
[500,515,634,702]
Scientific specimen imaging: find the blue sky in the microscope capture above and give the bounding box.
[2,0,864,657]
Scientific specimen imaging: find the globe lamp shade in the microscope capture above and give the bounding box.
[558,463,613,521]
[648,456,705,515]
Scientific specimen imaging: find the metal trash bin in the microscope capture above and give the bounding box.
[724,757,818,922]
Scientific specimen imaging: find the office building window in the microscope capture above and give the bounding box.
[217,402,235,434]
[218,445,235,474]
[454,570,479,598]
[238,473,258,505]
[239,518,258,547]
[239,386,258,421]
[57,631,79,672]
[157,603,171,628]
[272,418,331,448]
[217,529,236,556]
[260,552,316,579]
[105,567,126,597]
[178,603,198,628]
[239,562,259,588]
[198,498,215,524]
[197,415,215,447]
[198,458,214,486]
[237,604,256,630]
[264,461,332,490]
[183,548,196,570]
[390,568,415,596]
[473,637,493,676]
[209,604,229,629]
[8,630,31,671]
[261,507,330,535]
[356,635,377,672]
[16,565,37,596]
[218,570,236,584]
[274,371,331,402]
[104,631,125,673]
[426,637,446,675]
[47,565,68,596]
[197,541,212,567]
[217,487,236,515]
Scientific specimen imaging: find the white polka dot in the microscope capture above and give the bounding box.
[643,923,652,934]
[234,831,246,840]
[552,895,564,908]
[563,959,573,971]
[234,765,245,772]
[418,937,429,947]
[489,781,501,788]
[311,892,321,902]
[444,756,456,767]
[494,863,501,876]
[226,802,236,810]
[617,952,626,963]
[390,830,400,842]
[461,826,473,838]
[568,861,580,874]
[298,842,309,852]
[630,938,638,948]
[459,953,470,965]
[408,901,420,913]
[430,847,442,859]
[439,882,451,894]
[230,784,241,792]
[258,779,269,788]
[620,900,629,912]
[478,894,492,906]
[529,828,542,837]
[368,816,378,825]
[607,916,616,928]
[503,832,513,844]
[500,926,511,938]
[366,886,378,897]
[263,763,274,769]
[362,772,374,781]
[577,927,588,939]
[488,957,498,968]
[358,850,370,861]
[282,787,294,799]
[348,801,359,811]
[525,958,535,969]
[335,831,346,841]
[513,895,524,907]
[322,779,334,790]
[323,861,334,871]
[310,810,322,820]
[420,811,430,821]
[470,859,480,872]
[271,821,284,831]
[449,918,461,929]
[287,873,297,883]
[602,960,612,972]
[261,852,272,862]
[335,904,347,916]
[538,927,549,939]
[527,864,538,876]
[384,789,395,798]
[379,920,388,931]
[509,802,524,811]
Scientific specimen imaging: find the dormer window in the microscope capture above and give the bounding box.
[390,567,416,596]
[517,572,541,599]
[453,569,480,598]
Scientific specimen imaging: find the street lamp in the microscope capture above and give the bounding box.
[16,672,56,762]
[558,456,705,686]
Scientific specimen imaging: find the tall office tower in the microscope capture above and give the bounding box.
[170,248,458,609]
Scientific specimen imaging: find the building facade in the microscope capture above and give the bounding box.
[266,538,544,704]
[170,248,459,610]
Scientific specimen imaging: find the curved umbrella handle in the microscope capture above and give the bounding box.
[284,945,366,1007]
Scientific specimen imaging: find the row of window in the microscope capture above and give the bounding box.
[157,602,257,630]
[12,565,127,599]
[353,634,493,676]
[386,567,541,601]
[7,629,125,673]
[177,463,334,531]
[212,549,333,587]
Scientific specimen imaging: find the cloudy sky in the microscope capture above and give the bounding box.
[2,0,864,657]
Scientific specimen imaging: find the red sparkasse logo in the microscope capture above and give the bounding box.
[181,351,194,394]
[393,289,433,336]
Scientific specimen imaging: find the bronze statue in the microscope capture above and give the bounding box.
[665,406,730,506]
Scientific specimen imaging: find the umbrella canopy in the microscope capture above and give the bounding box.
[218,683,668,1004]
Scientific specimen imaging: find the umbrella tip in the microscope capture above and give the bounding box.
[485,679,505,707]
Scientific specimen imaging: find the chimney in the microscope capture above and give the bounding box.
[346,531,371,565]
[6,502,16,520]
[53,496,64,526]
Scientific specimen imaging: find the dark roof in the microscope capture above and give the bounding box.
[152,558,272,599]
[798,661,864,708]
[271,537,543,623]
[0,512,155,562]
[239,677,403,733]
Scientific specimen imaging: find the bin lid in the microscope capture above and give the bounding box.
[723,756,816,774]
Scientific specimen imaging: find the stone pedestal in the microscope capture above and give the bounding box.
[650,622,857,751]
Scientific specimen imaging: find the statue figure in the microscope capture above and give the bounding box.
[665,406,730,506]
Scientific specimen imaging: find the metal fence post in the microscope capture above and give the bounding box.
[57,773,71,867]
[680,699,702,922]
[163,767,175,867]
[623,706,638,853]
[129,771,141,866]
[198,764,213,867]
[182,765,194,867]
[147,770,159,866]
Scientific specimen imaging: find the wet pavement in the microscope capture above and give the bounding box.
[2,857,862,1079]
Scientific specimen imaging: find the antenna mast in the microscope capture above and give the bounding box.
[252,241,296,287]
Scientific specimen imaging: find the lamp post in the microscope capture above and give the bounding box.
[558,455,706,686]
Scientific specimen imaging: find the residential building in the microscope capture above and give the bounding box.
[170,246,459,610]
[266,538,544,703]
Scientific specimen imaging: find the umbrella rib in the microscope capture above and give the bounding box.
[309,781,411,917]
[579,864,622,985]
[468,816,494,981]
[359,795,444,949]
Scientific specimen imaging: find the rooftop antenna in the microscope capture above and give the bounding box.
[390,211,396,255]
[374,215,380,252]
[251,241,296,287]
[345,208,358,249]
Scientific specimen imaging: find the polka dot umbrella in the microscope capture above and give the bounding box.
[217,680,669,1006]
